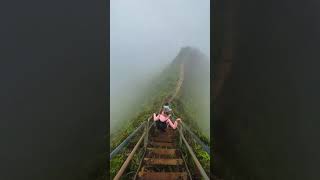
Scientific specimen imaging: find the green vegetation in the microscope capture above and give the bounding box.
[109,62,180,179]
[169,48,210,176]
[171,98,210,176]
[110,153,126,178]
[108,48,210,179]
[171,99,210,145]
[110,62,180,150]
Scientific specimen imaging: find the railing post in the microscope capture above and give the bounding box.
[114,132,146,180]
[179,126,182,147]
[178,128,210,180]
[144,118,149,148]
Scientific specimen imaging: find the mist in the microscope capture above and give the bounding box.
[110,0,210,134]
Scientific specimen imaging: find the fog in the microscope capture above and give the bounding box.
[110,0,210,134]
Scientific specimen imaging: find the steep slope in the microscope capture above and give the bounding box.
[170,47,211,177]
[172,47,210,139]
[109,46,210,179]
[109,59,181,179]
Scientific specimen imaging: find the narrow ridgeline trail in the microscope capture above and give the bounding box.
[135,63,191,180]
[113,62,210,180]
[168,63,184,103]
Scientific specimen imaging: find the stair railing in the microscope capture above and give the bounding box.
[144,116,155,148]
[110,121,146,159]
[113,130,146,180]
[178,125,210,180]
[181,122,210,154]
[113,116,154,180]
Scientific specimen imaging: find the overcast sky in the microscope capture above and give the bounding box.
[111,0,210,65]
[110,0,210,132]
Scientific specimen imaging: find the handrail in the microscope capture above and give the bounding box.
[110,112,156,159]
[113,131,146,180]
[181,122,210,154]
[113,63,185,178]
[180,148,193,180]
[113,116,154,179]
[133,147,147,180]
[147,116,154,131]
[178,126,210,180]
[110,121,146,159]
[113,114,209,179]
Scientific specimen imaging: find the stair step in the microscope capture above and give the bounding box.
[152,131,176,136]
[163,131,176,135]
[141,165,186,172]
[138,172,188,180]
[147,148,177,155]
[144,158,184,165]
[153,132,175,136]
[150,137,174,143]
[163,132,176,135]
[151,135,176,140]
[150,141,175,148]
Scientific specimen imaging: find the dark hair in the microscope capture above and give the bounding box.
[164,102,169,106]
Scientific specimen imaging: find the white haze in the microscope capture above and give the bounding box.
[110,0,210,134]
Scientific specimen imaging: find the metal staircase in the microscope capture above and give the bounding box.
[110,63,210,179]
[135,126,191,180]
[111,117,210,180]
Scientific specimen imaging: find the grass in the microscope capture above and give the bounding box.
[109,62,180,179]
[171,98,210,176]
[108,59,211,179]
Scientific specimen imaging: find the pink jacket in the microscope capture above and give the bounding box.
[153,111,179,129]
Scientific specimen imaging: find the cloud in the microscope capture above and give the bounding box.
[110,0,210,133]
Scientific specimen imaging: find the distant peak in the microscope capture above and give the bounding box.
[172,46,209,65]
[177,46,206,58]
[180,46,200,53]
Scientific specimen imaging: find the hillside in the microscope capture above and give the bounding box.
[108,46,210,179]
[171,46,210,139]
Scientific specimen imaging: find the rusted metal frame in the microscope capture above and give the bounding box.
[110,121,146,159]
[113,131,146,180]
[178,127,210,180]
[182,122,210,154]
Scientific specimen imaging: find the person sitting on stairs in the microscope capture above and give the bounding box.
[153,103,182,132]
